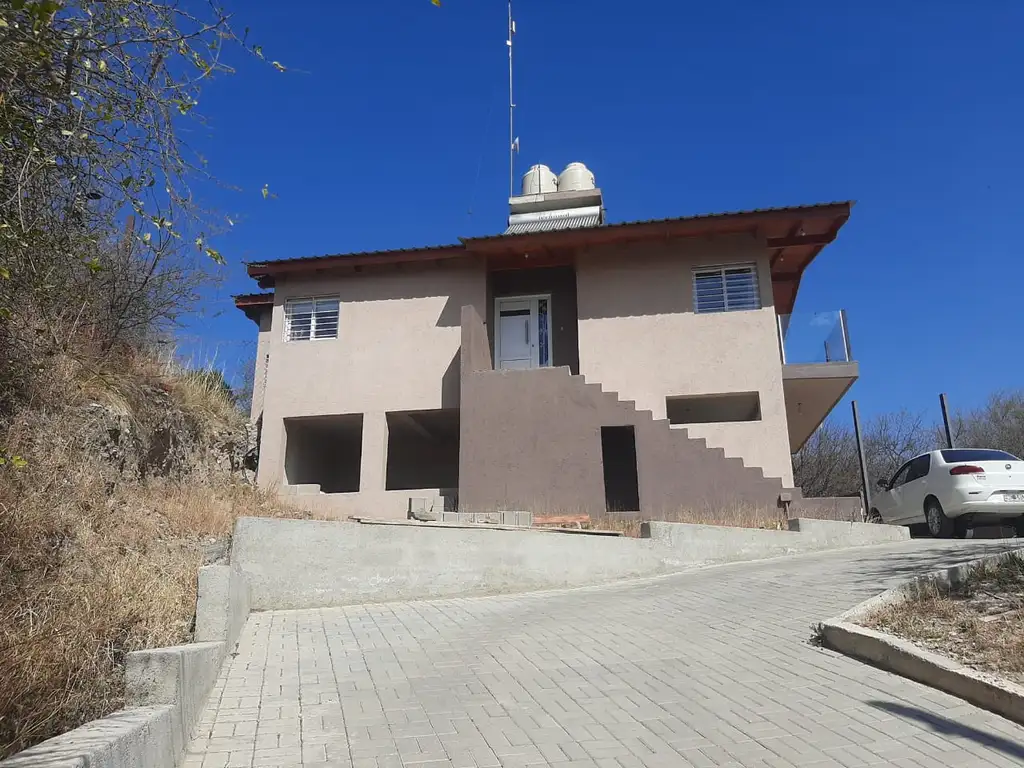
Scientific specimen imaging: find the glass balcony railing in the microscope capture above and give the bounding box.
[778,310,852,365]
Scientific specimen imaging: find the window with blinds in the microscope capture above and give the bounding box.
[693,265,760,313]
[284,296,340,341]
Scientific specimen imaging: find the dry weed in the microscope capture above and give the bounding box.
[0,351,313,758]
[863,553,1024,685]
[589,503,788,538]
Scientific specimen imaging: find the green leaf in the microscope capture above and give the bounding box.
[142,232,152,244]
[261,184,270,199]
[253,45,264,59]
[11,456,27,468]
[0,267,9,280]
[84,257,103,274]
[204,247,225,265]
[271,61,287,72]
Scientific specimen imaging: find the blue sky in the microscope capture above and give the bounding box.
[186,0,1024,424]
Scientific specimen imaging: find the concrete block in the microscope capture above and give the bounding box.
[786,517,910,545]
[125,641,225,746]
[641,521,809,565]
[0,705,179,768]
[195,563,251,650]
[643,518,909,567]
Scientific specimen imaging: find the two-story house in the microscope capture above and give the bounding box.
[236,163,857,520]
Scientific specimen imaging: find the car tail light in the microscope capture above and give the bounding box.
[950,465,985,475]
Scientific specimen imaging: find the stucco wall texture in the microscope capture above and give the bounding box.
[255,235,797,518]
[576,234,793,485]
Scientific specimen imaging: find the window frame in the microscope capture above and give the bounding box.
[283,295,340,342]
[905,454,932,483]
[887,461,912,490]
[692,263,762,314]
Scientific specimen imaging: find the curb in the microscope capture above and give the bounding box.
[821,547,1024,726]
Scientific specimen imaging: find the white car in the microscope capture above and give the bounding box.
[870,449,1024,538]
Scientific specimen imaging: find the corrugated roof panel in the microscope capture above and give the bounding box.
[504,213,601,235]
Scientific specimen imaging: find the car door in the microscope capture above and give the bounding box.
[898,454,932,525]
[877,461,912,524]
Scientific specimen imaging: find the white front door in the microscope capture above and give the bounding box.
[495,295,552,370]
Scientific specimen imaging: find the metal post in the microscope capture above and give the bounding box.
[839,309,852,362]
[940,393,954,449]
[852,400,871,518]
[777,314,787,364]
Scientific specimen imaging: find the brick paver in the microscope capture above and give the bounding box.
[186,539,1024,767]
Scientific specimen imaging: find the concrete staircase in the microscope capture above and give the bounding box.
[573,373,789,506]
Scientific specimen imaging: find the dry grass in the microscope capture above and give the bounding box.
[862,553,1024,685]
[588,503,790,538]
[0,351,315,758]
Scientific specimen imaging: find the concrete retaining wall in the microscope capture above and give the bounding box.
[232,517,668,610]
[786,517,909,546]
[233,516,915,610]
[194,562,251,649]
[1,567,252,768]
[641,518,907,566]
[0,642,225,768]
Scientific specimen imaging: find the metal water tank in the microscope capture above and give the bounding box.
[557,162,596,192]
[521,164,558,195]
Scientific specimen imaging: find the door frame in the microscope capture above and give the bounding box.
[493,293,553,370]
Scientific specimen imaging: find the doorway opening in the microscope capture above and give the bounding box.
[494,294,551,370]
[601,426,640,512]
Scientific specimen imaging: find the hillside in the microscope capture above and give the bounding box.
[0,350,310,758]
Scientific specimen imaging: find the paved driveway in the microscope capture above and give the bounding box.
[186,539,1024,768]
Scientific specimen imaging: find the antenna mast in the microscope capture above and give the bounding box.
[508,0,516,198]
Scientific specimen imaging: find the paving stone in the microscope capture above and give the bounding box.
[187,540,1024,768]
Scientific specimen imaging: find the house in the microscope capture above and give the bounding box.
[235,163,857,520]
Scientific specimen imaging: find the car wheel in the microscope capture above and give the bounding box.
[867,509,883,524]
[925,498,954,538]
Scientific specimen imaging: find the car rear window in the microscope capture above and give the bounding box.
[940,449,1021,462]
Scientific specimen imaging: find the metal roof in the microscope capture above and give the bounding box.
[468,201,853,245]
[503,213,602,236]
[248,242,463,270]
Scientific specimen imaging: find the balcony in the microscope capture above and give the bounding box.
[778,310,859,451]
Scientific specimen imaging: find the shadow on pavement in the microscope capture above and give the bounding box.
[838,540,1023,592]
[867,700,1024,760]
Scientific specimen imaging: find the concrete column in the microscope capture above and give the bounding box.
[360,411,389,494]
[257,415,285,487]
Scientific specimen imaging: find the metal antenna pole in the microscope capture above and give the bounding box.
[508,0,515,198]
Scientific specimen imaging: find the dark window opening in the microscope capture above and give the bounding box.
[666,392,761,425]
[385,409,460,494]
[284,414,362,493]
[601,426,640,513]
